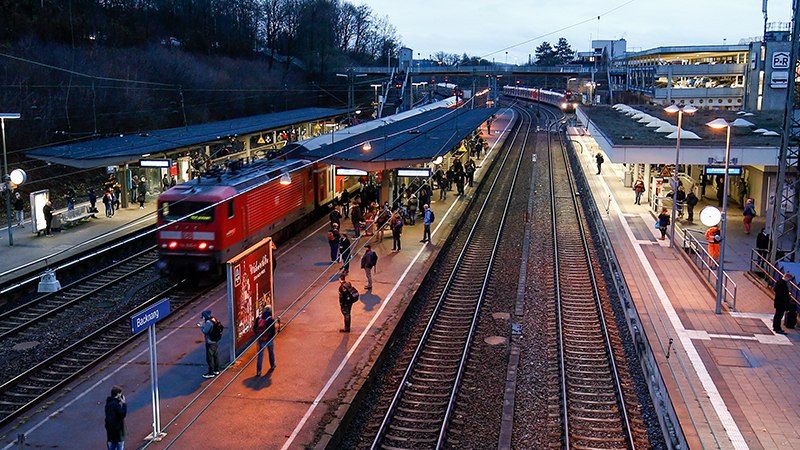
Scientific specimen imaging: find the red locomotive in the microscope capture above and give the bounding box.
[157,158,341,275]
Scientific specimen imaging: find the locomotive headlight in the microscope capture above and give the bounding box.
[168,241,178,249]
[561,103,568,109]
[198,242,208,250]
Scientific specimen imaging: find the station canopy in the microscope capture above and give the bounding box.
[287,107,498,171]
[26,107,347,169]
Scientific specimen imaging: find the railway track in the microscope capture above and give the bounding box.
[365,106,534,449]
[547,117,636,448]
[0,281,204,427]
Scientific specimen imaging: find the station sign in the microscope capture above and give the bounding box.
[130,299,171,335]
[772,51,790,69]
[396,168,431,178]
[704,165,743,176]
[139,159,172,168]
[336,167,368,176]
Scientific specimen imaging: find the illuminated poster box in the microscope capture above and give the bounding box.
[226,237,275,358]
[396,168,431,178]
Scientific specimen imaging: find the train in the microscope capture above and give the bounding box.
[156,158,345,275]
[434,82,463,99]
[501,85,581,113]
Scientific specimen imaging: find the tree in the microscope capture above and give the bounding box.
[554,37,575,65]
[534,41,557,66]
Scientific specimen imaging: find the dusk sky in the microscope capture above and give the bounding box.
[364,0,794,63]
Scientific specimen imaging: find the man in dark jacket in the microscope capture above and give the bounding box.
[338,274,357,332]
[340,189,351,218]
[12,192,24,227]
[104,385,127,450]
[199,310,221,378]
[773,272,795,334]
[685,190,699,222]
[43,200,54,236]
[350,202,363,238]
[360,244,377,290]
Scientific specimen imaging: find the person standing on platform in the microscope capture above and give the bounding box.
[375,203,390,242]
[743,198,757,234]
[112,184,121,212]
[407,194,418,225]
[657,207,670,241]
[65,188,76,211]
[438,171,448,200]
[390,210,403,251]
[104,385,127,450]
[361,244,378,290]
[446,166,455,192]
[756,228,770,259]
[773,272,795,334]
[43,200,53,236]
[350,201,363,238]
[130,175,139,203]
[338,275,357,332]
[137,178,147,209]
[170,175,177,187]
[88,188,98,215]
[340,189,350,219]
[162,174,170,192]
[465,159,476,187]
[253,307,276,375]
[633,177,645,205]
[327,223,340,262]
[103,190,113,218]
[686,190,699,222]
[705,224,721,263]
[421,204,433,243]
[595,153,604,174]
[199,310,222,378]
[329,205,342,228]
[12,192,24,227]
[339,233,352,275]
[675,186,686,219]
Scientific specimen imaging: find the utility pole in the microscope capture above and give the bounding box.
[336,69,367,120]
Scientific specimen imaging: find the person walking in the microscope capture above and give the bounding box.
[675,185,686,219]
[595,152,604,174]
[340,189,351,219]
[43,200,54,236]
[339,233,352,275]
[773,272,795,334]
[327,223,340,262]
[104,385,127,450]
[361,244,378,290]
[705,224,721,262]
[390,210,403,251]
[686,190,699,222]
[657,207,670,241]
[199,310,222,378]
[421,204,433,243]
[12,192,24,227]
[253,307,277,375]
[633,178,645,205]
[103,190,113,218]
[743,198,756,234]
[338,275,358,332]
[137,178,147,209]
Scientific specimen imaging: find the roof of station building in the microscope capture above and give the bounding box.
[616,44,750,61]
[26,107,347,169]
[285,107,498,171]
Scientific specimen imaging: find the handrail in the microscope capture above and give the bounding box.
[682,228,737,310]
[749,249,800,306]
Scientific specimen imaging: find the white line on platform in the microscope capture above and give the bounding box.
[578,135,749,450]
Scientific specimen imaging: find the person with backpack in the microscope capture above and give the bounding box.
[253,307,277,375]
[421,204,434,243]
[360,244,378,290]
[327,223,340,262]
[199,310,223,378]
[595,152,605,174]
[338,274,359,332]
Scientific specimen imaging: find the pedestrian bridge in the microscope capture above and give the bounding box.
[343,65,593,77]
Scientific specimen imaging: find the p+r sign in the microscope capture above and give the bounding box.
[130,299,171,335]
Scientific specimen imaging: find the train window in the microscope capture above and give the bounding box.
[161,201,214,222]
[228,200,234,219]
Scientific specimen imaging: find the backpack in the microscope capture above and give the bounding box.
[208,318,224,342]
[428,209,435,223]
[347,285,360,303]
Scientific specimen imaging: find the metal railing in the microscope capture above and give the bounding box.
[749,249,800,305]
[682,228,737,311]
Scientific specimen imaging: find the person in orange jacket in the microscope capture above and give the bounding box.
[705,225,721,262]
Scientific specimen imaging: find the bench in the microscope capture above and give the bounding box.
[58,206,94,228]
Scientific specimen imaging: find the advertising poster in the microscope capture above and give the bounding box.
[30,190,50,234]
[226,237,274,358]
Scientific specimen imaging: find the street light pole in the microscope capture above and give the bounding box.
[707,118,733,314]
[664,104,697,248]
[1,113,21,246]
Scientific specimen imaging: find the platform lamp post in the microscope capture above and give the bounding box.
[664,104,697,248]
[2,113,21,246]
[706,117,733,314]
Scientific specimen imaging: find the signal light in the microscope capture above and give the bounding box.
[168,241,178,249]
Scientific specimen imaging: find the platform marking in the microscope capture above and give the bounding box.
[280,156,481,450]
[577,136,749,450]
[1,297,226,450]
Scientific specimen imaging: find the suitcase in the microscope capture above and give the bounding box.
[784,310,797,329]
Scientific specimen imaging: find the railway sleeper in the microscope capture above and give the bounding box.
[4,391,39,399]
[401,399,449,407]
[383,431,438,443]
[403,389,452,398]
[393,416,443,425]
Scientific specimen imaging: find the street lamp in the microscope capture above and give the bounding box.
[706,117,733,314]
[1,112,21,246]
[664,104,697,248]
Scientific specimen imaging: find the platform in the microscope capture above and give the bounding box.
[573,134,800,449]
[0,111,515,449]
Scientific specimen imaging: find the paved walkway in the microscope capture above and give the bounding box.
[0,110,516,450]
[574,133,799,449]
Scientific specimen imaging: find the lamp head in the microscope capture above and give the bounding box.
[706,118,730,129]
[664,105,680,114]
[362,141,372,151]
[279,172,292,185]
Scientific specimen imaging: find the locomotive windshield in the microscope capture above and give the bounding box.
[161,201,215,222]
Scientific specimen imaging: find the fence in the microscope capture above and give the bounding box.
[749,249,800,305]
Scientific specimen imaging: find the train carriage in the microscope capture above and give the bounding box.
[502,85,580,113]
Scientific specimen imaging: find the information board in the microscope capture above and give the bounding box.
[704,166,743,176]
[226,237,274,357]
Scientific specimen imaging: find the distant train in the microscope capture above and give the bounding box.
[501,85,580,113]
[434,82,463,99]
[156,158,345,275]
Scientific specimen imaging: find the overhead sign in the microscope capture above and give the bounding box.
[227,237,274,358]
[130,299,171,335]
[396,168,431,178]
[772,51,790,69]
[704,165,743,176]
[139,159,172,168]
[336,167,368,176]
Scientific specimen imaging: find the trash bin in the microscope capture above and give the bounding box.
[623,171,633,188]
